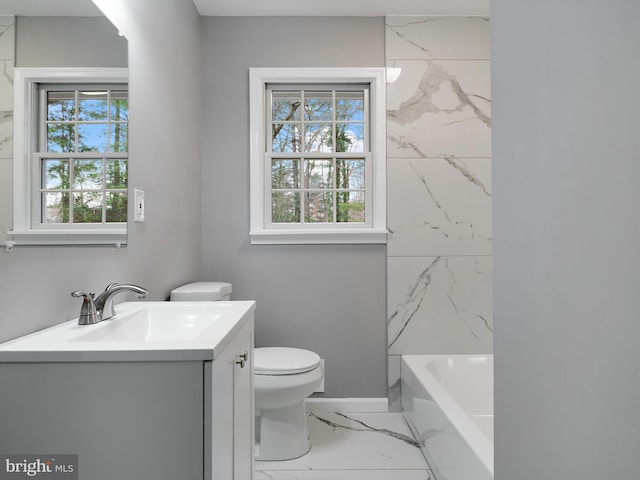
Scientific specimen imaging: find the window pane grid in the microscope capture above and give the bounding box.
[270,87,367,154]
[39,156,128,224]
[270,155,367,225]
[38,85,128,225]
[267,84,370,226]
[43,88,128,154]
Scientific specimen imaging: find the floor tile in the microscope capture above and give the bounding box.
[256,412,430,474]
[255,469,432,479]
[433,468,492,480]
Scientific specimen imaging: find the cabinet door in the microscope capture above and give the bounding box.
[234,327,254,480]
[207,317,254,480]
[1,362,203,480]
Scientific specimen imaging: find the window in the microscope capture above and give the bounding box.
[250,68,386,244]
[270,86,368,224]
[11,68,128,246]
[40,86,128,225]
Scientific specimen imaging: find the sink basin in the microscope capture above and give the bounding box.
[72,304,222,342]
[0,301,256,362]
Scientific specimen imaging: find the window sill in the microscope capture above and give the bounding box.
[8,229,127,247]
[250,229,387,245]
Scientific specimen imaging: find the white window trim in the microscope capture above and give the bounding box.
[10,67,128,247]
[249,67,387,245]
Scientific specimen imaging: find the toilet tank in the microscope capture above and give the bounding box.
[170,282,232,301]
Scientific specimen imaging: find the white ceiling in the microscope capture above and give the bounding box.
[1,0,489,17]
[193,0,490,16]
[0,0,102,16]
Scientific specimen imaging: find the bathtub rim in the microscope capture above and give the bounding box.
[401,354,494,477]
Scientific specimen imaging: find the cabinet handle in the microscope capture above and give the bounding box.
[236,351,249,368]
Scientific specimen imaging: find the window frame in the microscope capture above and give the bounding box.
[11,67,129,246]
[267,84,370,227]
[249,67,387,245]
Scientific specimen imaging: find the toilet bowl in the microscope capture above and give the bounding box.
[254,347,323,461]
[170,282,324,461]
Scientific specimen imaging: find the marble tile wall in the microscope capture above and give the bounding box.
[0,16,15,245]
[385,17,492,410]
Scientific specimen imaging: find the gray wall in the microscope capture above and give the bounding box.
[492,1,640,479]
[0,3,202,343]
[16,17,127,67]
[201,17,387,397]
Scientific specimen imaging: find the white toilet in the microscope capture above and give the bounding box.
[170,282,324,461]
[254,347,323,461]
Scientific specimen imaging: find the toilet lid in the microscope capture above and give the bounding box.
[254,347,321,375]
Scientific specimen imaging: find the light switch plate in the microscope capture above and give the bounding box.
[134,188,145,222]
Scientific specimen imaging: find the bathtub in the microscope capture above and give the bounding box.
[401,355,493,480]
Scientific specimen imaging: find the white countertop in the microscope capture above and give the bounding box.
[0,301,255,362]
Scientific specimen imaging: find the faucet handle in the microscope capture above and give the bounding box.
[71,291,98,325]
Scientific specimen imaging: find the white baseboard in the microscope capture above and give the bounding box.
[305,397,389,413]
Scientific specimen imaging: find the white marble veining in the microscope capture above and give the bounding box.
[0,158,11,235]
[388,354,402,411]
[386,16,490,60]
[387,59,491,158]
[388,157,491,256]
[0,16,14,246]
[256,470,430,479]
[0,60,12,108]
[255,412,432,480]
[0,16,14,160]
[385,16,492,390]
[0,73,13,158]
[388,256,493,354]
[0,16,15,60]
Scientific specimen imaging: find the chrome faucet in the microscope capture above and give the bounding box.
[71,283,148,325]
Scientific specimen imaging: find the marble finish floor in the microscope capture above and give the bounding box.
[255,412,432,480]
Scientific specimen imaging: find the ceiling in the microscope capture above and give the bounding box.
[193,0,489,16]
[1,0,489,17]
[0,0,102,16]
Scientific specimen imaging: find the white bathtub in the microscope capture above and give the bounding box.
[401,355,494,480]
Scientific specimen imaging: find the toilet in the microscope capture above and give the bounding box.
[254,347,323,461]
[170,282,324,461]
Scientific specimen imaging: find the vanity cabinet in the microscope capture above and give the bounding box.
[0,303,255,480]
[207,319,254,480]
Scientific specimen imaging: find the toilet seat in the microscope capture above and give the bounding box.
[254,347,321,375]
